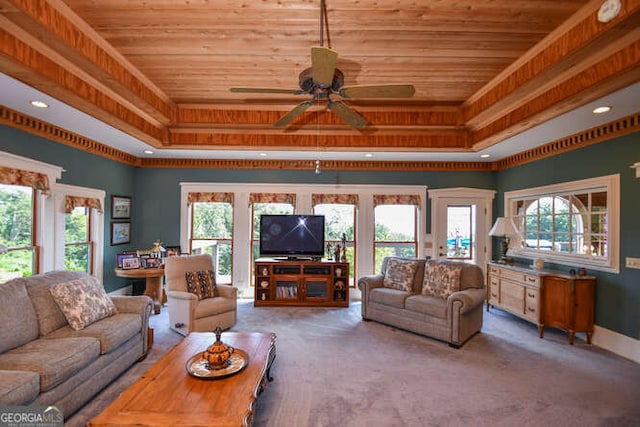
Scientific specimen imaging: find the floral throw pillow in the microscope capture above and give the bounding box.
[185,270,218,300]
[422,261,464,299]
[49,276,118,331]
[383,258,419,292]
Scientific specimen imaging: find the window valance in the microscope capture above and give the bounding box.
[64,195,103,213]
[312,193,359,207]
[0,166,51,195]
[373,194,421,207]
[188,192,234,205]
[249,192,296,206]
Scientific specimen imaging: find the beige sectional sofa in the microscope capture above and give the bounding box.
[358,257,485,348]
[0,270,152,418]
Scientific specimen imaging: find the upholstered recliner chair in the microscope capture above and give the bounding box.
[164,254,238,336]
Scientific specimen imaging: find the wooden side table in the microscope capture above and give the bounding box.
[114,267,165,314]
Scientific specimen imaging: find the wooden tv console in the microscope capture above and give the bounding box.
[254,259,349,307]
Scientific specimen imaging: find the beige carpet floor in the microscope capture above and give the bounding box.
[68,293,640,427]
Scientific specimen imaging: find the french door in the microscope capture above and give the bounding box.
[428,188,495,270]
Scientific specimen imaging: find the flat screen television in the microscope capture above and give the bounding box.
[259,214,325,260]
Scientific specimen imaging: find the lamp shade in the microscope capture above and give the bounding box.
[488,217,519,237]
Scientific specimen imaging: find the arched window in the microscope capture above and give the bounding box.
[506,175,619,273]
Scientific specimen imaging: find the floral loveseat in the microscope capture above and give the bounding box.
[358,257,485,348]
[0,270,152,418]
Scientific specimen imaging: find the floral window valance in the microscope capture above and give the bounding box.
[312,193,359,207]
[0,166,51,195]
[64,195,103,213]
[188,192,234,205]
[249,193,296,206]
[373,194,421,207]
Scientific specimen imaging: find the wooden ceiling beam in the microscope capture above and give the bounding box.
[1,0,173,125]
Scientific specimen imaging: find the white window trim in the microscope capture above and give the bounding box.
[0,151,63,273]
[504,174,620,273]
[53,183,105,281]
[180,182,428,289]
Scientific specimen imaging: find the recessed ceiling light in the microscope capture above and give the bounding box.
[29,100,49,108]
[143,150,153,154]
[259,152,267,157]
[364,153,373,158]
[592,106,611,114]
[480,154,491,158]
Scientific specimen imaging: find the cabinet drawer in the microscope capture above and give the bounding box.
[488,277,500,304]
[524,287,539,321]
[500,279,525,314]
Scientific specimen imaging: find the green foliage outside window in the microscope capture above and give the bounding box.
[0,184,35,282]
[192,202,233,276]
[65,207,90,272]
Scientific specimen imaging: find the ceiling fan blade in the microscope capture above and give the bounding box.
[339,84,416,98]
[274,100,314,127]
[327,100,367,129]
[311,46,338,86]
[230,87,305,95]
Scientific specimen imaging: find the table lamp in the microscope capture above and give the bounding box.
[489,217,519,263]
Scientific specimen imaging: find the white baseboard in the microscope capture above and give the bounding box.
[108,285,132,296]
[593,325,640,364]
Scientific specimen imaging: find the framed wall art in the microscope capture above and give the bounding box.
[111,222,131,245]
[111,195,132,219]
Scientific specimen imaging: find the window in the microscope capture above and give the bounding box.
[314,198,357,285]
[447,205,475,260]
[190,201,233,284]
[65,206,93,272]
[374,199,418,273]
[506,175,619,272]
[0,183,37,282]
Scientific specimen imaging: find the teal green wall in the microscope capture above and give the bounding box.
[496,134,640,339]
[1,124,638,339]
[133,167,493,246]
[0,126,138,291]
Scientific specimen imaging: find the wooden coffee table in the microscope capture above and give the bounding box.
[88,332,276,426]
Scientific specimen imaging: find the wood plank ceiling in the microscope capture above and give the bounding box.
[0,0,639,159]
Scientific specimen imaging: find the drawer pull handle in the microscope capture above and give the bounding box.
[491,293,498,298]
[527,292,535,298]
[527,307,535,313]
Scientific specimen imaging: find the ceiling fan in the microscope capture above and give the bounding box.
[229,1,415,129]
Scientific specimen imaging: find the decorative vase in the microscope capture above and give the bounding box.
[203,327,234,370]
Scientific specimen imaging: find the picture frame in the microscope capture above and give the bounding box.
[142,257,161,269]
[121,256,140,270]
[111,222,131,245]
[111,195,132,219]
[116,252,137,268]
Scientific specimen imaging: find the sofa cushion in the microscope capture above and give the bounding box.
[369,287,412,309]
[25,270,89,335]
[45,313,141,355]
[49,276,118,331]
[185,270,218,300]
[383,258,419,292]
[0,337,100,392]
[0,279,39,353]
[0,370,40,405]
[422,260,464,299]
[405,295,448,318]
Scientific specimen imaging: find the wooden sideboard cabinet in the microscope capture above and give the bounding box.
[255,259,349,307]
[486,262,595,345]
